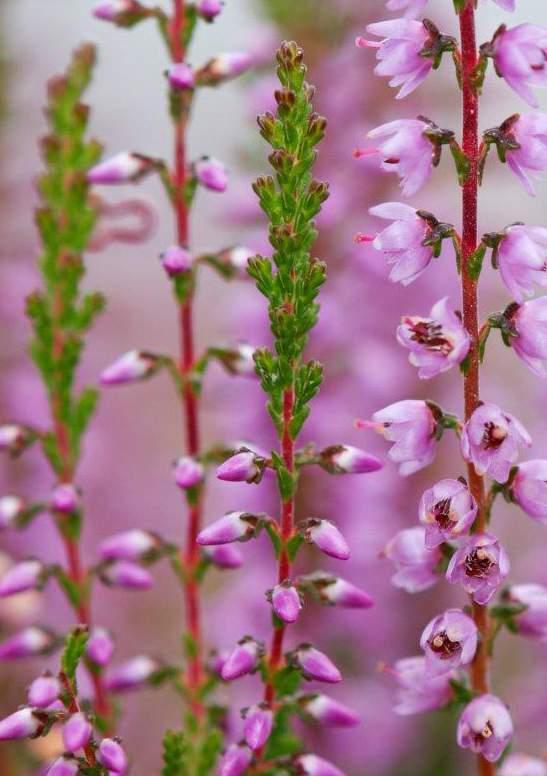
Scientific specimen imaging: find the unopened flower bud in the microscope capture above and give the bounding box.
[299,572,373,609]
[218,743,252,776]
[0,559,45,597]
[47,757,79,776]
[217,451,263,483]
[203,545,243,569]
[298,694,360,727]
[0,707,45,741]
[98,738,128,774]
[166,63,195,91]
[213,343,257,377]
[197,511,261,545]
[0,424,36,455]
[0,496,26,530]
[196,52,252,86]
[221,636,263,681]
[295,753,346,776]
[290,644,342,684]
[243,704,273,751]
[87,627,115,666]
[102,561,154,591]
[63,712,92,753]
[160,245,193,277]
[93,0,139,22]
[87,152,155,185]
[319,444,383,475]
[195,156,228,192]
[173,456,204,489]
[0,626,56,660]
[197,0,223,21]
[100,350,162,385]
[300,518,350,560]
[216,246,254,276]
[269,581,302,623]
[27,674,61,708]
[50,484,80,514]
[105,655,159,692]
[100,530,160,561]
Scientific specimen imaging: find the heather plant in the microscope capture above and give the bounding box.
[359,0,547,773]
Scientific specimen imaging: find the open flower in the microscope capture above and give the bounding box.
[365,120,435,196]
[457,695,513,762]
[461,402,531,483]
[497,223,547,300]
[507,297,547,376]
[368,203,435,285]
[363,399,439,475]
[500,754,547,776]
[386,0,428,18]
[419,478,477,548]
[508,583,547,640]
[505,114,547,196]
[384,526,441,592]
[397,297,470,379]
[493,24,547,107]
[446,533,510,604]
[358,20,433,99]
[420,608,478,675]
[393,656,454,715]
[511,460,547,521]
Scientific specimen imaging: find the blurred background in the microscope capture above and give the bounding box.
[2,1,547,774]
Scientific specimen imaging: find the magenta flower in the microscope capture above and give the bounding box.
[446,533,510,604]
[100,350,160,385]
[359,20,433,99]
[369,203,435,285]
[217,451,262,483]
[63,712,92,753]
[508,297,547,376]
[0,559,44,597]
[419,478,477,548]
[386,0,428,19]
[166,63,195,91]
[195,156,228,192]
[511,460,547,521]
[270,582,302,623]
[508,583,547,640]
[365,120,434,196]
[99,529,159,561]
[318,444,383,474]
[291,644,342,684]
[196,0,223,21]
[47,757,79,776]
[500,754,547,776]
[461,402,531,483]
[294,753,346,776]
[199,52,252,83]
[0,627,55,660]
[102,560,154,590]
[420,608,478,675]
[457,694,513,762]
[0,495,25,529]
[384,526,441,592]
[221,637,262,681]
[196,511,261,545]
[393,656,454,715]
[87,152,153,184]
[86,627,115,666]
[218,743,252,776]
[203,545,244,569]
[505,114,547,196]
[93,0,136,21]
[300,518,350,560]
[397,297,470,379]
[160,245,193,277]
[300,572,374,609]
[105,656,159,692]
[243,704,273,751]
[97,738,128,774]
[493,24,547,107]
[27,675,61,708]
[50,483,79,514]
[364,399,438,475]
[173,456,204,489]
[497,223,547,300]
[0,708,44,741]
[299,694,360,727]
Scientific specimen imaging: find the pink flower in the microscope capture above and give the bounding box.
[100,350,160,385]
[0,559,44,597]
[457,695,513,762]
[270,582,302,623]
[63,712,92,753]
[0,495,26,529]
[508,297,547,376]
[385,0,428,19]
[160,246,193,276]
[299,572,374,609]
[446,533,510,604]
[290,644,342,683]
[505,114,547,196]
[195,156,228,192]
[87,152,154,184]
[511,460,547,522]
[203,545,244,569]
[294,754,346,776]
[365,120,435,196]
[0,627,55,660]
[298,694,360,727]
[197,53,252,85]
[384,526,441,592]
[397,297,470,379]
[493,24,547,107]
[300,518,350,560]
[102,561,154,590]
[497,223,547,300]
[218,743,252,776]
[420,608,478,675]
[461,402,531,483]
[221,637,262,681]
[97,739,128,774]
[105,656,159,692]
[173,456,204,489]
[508,583,547,640]
[196,0,223,21]
[166,63,195,91]
[196,511,261,545]
[27,675,61,708]
[243,705,273,751]
[359,20,433,99]
[365,399,438,475]
[419,478,477,548]
[0,708,44,741]
[368,203,435,286]
[99,530,160,561]
[217,451,262,483]
[500,754,547,776]
[47,757,79,776]
[50,483,80,514]
[86,627,115,667]
[393,656,454,715]
[318,444,383,474]
[93,0,136,22]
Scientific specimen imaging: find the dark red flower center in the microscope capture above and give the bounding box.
[465,548,495,579]
[429,631,461,659]
[432,497,454,529]
[408,320,453,355]
[482,421,507,450]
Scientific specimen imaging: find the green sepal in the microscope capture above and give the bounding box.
[271,450,297,501]
[265,521,282,558]
[286,534,303,562]
[196,727,223,776]
[264,705,303,760]
[162,730,191,776]
[272,665,302,698]
[466,242,487,281]
[61,625,89,684]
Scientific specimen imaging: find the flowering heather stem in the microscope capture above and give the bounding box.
[459,4,492,774]
[169,0,204,713]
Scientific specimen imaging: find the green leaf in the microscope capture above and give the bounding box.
[466,243,486,282]
[264,705,303,760]
[61,626,89,683]
[196,727,223,776]
[162,730,191,776]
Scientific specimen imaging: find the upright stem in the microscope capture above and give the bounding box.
[459,4,492,775]
[264,386,295,706]
[170,0,204,709]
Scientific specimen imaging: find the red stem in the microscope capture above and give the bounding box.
[459,5,492,776]
[171,0,204,712]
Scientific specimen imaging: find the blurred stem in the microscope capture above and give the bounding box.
[170,0,204,718]
[459,4,492,776]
